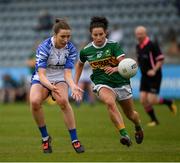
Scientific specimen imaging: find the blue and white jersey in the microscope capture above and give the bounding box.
[32,37,78,84]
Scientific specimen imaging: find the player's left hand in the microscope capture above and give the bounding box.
[147,69,156,76]
[104,66,118,75]
[71,85,84,102]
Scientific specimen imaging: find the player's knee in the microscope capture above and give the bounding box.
[30,99,42,111]
[56,97,69,108]
[148,98,156,105]
[140,98,148,106]
[104,99,115,107]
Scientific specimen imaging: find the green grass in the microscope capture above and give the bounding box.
[0,100,179,162]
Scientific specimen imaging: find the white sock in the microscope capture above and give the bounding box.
[42,136,49,142]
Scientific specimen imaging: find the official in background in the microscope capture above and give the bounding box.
[135,26,177,127]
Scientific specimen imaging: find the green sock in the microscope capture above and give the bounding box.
[119,128,128,137]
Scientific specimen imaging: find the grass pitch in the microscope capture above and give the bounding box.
[0,100,179,162]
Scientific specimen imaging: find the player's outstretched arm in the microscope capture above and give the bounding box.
[74,61,84,84]
[64,69,83,102]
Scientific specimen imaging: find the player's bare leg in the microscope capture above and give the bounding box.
[52,82,84,153]
[30,84,52,153]
[140,92,159,126]
[119,98,144,144]
[99,87,132,147]
[148,93,177,115]
[30,84,49,126]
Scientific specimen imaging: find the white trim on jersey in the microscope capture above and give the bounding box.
[92,38,108,49]
[117,54,125,59]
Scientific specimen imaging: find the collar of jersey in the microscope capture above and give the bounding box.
[92,38,107,49]
[140,37,150,49]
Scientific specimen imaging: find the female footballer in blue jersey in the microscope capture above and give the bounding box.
[30,18,84,153]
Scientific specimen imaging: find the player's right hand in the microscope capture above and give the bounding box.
[51,85,61,97]
[104,66,118,75]
[147,69,156,77]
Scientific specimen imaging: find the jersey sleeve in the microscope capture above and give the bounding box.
[64,43,78,69]
[152,42,164,61]
[113,43,125,59]
[79,49,87,63]
[36,45,49,69]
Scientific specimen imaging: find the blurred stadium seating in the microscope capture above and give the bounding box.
[0,0,179,66]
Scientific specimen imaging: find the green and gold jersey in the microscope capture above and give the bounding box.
[79,39,130,88]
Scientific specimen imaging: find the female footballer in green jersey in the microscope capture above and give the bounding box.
[74,17,143,147]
